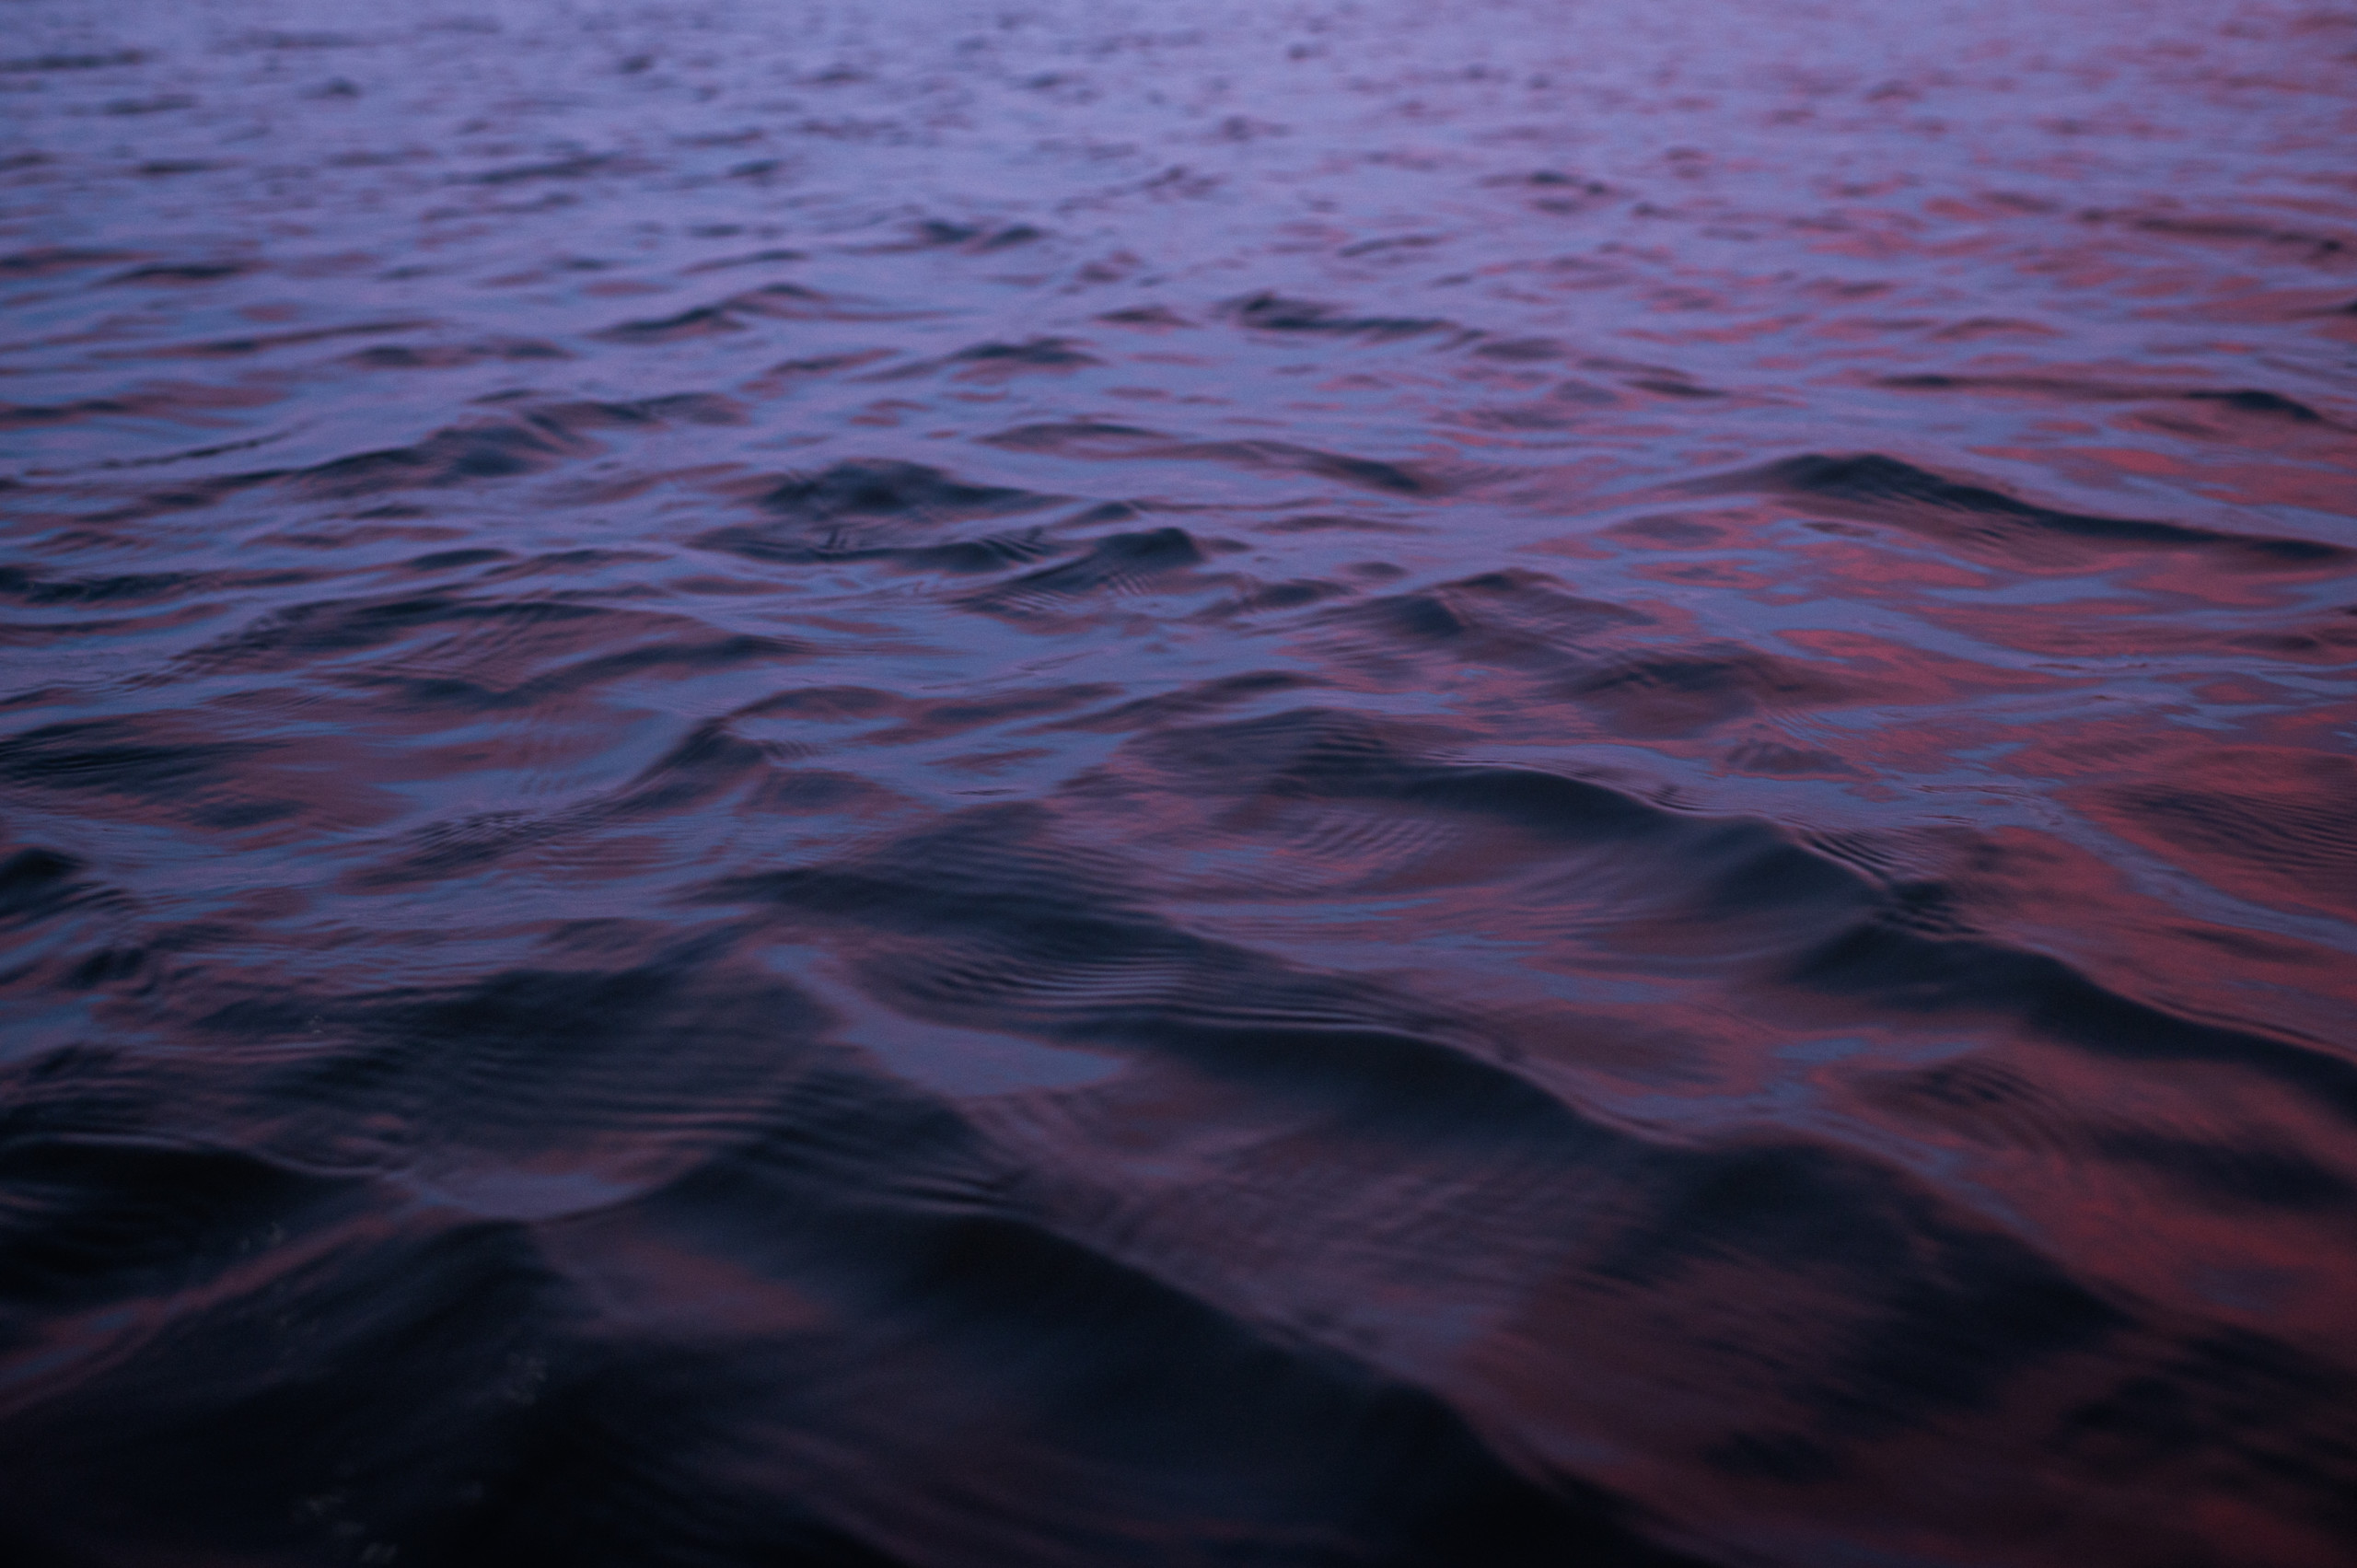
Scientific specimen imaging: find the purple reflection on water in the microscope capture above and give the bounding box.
[3,2,2354,1564]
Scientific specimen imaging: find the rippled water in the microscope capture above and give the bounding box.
[4,2,2355,1563]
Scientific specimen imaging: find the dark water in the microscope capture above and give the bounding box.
[5,2,2356,1563]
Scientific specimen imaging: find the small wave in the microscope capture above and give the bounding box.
[1223,292,1457,341]
[1708,453,2349,566]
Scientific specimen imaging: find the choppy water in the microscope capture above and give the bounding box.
[4,2,2355,1563]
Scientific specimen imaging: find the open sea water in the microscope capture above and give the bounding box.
[3,2,2355,1563]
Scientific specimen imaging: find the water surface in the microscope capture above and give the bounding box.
[4,3,2356,1564]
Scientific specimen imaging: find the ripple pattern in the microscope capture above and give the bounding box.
[3,3,2354,1565]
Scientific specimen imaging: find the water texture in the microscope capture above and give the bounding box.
[3,1,2355,1563]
